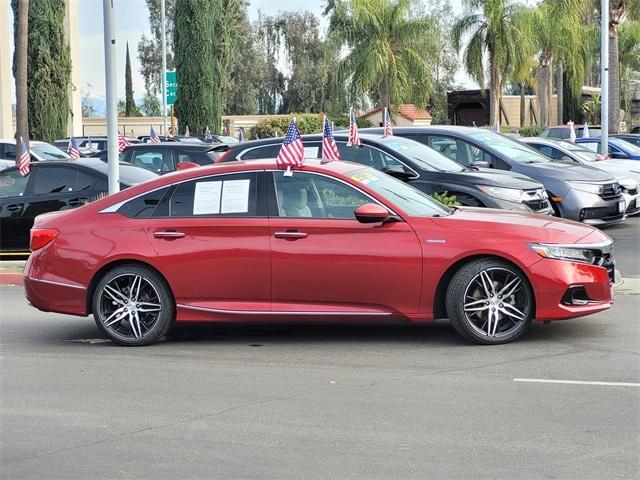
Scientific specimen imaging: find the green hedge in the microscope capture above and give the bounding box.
[518,125,544,137]
[248,113,372,139]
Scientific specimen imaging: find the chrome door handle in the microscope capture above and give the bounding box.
[273,231,308,239]
[153,231,185,239]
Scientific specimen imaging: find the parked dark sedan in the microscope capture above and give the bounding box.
[90,142,228,174]
[363,126,625,226]
[222,134,552,214]
[0,159,157,255]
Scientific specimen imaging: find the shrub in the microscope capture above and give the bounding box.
[432,191,461,206]
[248,113,372,139]
[518,125,544,137]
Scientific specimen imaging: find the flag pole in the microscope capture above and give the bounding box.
[600,0,609,154]
[103,0,119,194]
[161,0,168,136]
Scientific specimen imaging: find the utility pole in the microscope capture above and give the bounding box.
[161,0,168,136]
[600,0,609,155]
[103,0,119,194]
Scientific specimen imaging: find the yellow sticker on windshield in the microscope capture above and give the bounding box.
[351,171,375,182]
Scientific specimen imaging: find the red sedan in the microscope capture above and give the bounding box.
[23,159,615,346]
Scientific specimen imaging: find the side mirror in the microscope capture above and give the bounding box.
[177,161,199,171]
[610,151,628,159]
[382,165,414,180]
[471,160,491,168]
[354,203,390,224]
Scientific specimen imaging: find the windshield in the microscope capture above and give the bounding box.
[612,138,640,154]
[348,167,451,217]
[560,143,598,162]
[469,131,551,163]
[382,137,466,173]
[31,142,70,160]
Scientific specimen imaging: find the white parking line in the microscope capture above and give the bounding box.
[514,378,640,387]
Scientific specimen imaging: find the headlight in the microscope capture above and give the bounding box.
[477,186,526,202]
[619,177,637,192]
[568,181,603,195]
[528,243,596,264]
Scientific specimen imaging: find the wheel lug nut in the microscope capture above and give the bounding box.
[485,301,490,305]
[499,303,503,308]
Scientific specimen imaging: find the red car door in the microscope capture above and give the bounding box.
[268,170,422,315]
[146,171,271,312]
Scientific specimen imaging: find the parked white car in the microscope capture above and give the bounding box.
[0,138,71,164]
[522,137,640,216]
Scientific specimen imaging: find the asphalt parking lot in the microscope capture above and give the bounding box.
[1,219,639,479]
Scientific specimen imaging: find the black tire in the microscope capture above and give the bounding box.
[446,259,534,345]
[92,264,175,346]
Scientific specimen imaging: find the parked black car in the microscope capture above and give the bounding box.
[363,126,624,226]
[222,134,553,214]
[90,142,228,174]
[0,159,157,254]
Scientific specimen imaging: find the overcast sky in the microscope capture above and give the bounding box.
[7,0,470,102]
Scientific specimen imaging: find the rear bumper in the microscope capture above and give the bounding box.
[530,258,614,320]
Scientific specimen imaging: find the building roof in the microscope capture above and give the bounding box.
[360,104,432,121]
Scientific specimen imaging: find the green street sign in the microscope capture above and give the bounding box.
[166,70,177,106]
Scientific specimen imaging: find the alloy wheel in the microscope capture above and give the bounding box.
[463,267,531,338]
[98,273,163,341]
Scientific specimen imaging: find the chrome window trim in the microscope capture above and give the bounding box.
[177,303,391,316]
[27,277,86,290]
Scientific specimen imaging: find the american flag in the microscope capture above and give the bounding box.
[204,126,213,142]
[276,118,305,168]
[67,137,81,159]
[321,115,341,163]
[149,125,161,143]
[184,125,190,137]
[383,107,393,136]
[347,107,361,147]
[18,137,30,176]
[118,132,130,152]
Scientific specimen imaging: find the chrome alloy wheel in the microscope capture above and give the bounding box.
[463,267,531,338]
[98,274,162,341]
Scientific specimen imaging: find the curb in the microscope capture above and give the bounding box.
[0,273,23,285]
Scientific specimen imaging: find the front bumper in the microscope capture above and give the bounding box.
[529,257,614,320]
[623,192,640,216]
[561,189,625,226]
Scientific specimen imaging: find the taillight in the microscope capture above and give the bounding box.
[30,228,59,251]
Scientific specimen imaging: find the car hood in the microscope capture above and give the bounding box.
[427,207,599,244]
[451,168,542,189]
[528,161,615,182]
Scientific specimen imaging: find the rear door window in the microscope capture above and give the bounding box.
[130,150,172,173]
[239,145,280,160]
[32,167,78,194]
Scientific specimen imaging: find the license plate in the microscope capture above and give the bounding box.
[636,198,640,208]
[619,200,626,213]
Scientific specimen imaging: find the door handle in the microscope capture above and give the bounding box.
[153,231,185,239]
[6,204,23,212]
[273,231,308,239]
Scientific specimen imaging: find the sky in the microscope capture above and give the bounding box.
[6,0,470,104]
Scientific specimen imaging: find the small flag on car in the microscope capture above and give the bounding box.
[149,125,161,143]
[184,125,190,137]
[276,117,305,174]
[347,107,361,148]
[238,127,245,143]
[18,137,30,176]
[67,137,81,159]
[568,121,576,143]
[583,121,590,138]
[204,126,213,142]
[118,131,130,152]
[383,107,393,137]
[321,115,341,163]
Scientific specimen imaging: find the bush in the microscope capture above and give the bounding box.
[432,191,461,206]
[248,113,372,139]
[518,125,544,137]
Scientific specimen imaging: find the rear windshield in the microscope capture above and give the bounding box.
[84,161,159,185]
[31,142,70,160]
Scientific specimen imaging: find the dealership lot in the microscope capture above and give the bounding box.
[1,219,638,479]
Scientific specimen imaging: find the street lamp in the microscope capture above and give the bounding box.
[103,0,119,194]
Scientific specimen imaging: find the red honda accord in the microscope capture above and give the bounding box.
[23,159,615,346]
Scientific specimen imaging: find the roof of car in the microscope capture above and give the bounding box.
[0,139,52,145]
[123,142,217,150]
[520,137,567,146]
[361,125,481,135]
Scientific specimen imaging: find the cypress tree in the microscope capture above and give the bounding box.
[174,0,233,133]
[23,0,71,142]
[125,42,136,117]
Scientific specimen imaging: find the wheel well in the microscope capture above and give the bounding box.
[432,254,536,319]
[85,260,174,315]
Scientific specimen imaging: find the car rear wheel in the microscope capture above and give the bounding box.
[446,259,533,344]
[93,265,175,346]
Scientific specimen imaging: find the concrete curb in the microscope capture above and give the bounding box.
[0,273,23,285]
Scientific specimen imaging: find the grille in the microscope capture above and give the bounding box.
[623,187,638,195]
[591,245,615,283]
[600,183,622,200]
[525,199,551,212]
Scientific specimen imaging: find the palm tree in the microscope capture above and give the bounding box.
[511,55,536,127]
[452,0,524,127]
[522,0,586,127]
[328,0,434,112]
[618,20,640,118]
[11,0,29,154]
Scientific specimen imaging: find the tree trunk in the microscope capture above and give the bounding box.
[489,55,499,127]
[519,83,525,127]
[539,62,548,128]
[556,63,564,125]
[608,27,620,134]
[381,73,390,113]
[13,0,29,156]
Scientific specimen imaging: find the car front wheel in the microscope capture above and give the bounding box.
[446,259,534,344]
[93,265,175,346]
